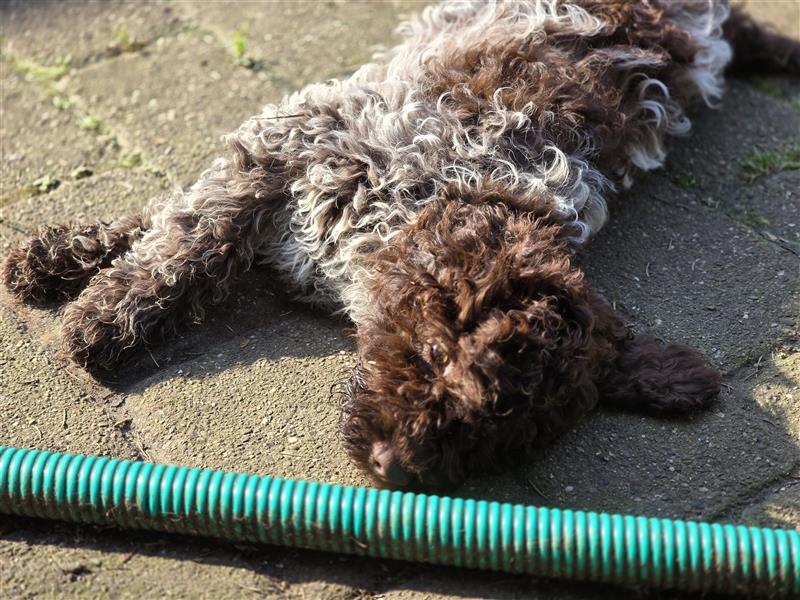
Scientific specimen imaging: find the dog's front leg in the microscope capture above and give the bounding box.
[3,213,148,304]
[60,156,286,371]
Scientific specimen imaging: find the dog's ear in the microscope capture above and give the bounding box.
[588,293,721,414]
[600,333,721,414]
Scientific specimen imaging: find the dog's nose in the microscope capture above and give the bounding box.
[370,441,412,487]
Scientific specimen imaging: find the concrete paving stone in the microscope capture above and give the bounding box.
[751,351,800,447]
[60,33,274,187]
[381,574,627,600]
[742,486,800,530]
[510,368,798,522]
[664,81,800,201]
[726,169,800,255]
[174,0,425,91]
[0,303,134,458]
[584,186,798,373]
[0,66,117,198]
[0,0,186,68]
[123,308,358,480]
[735,352,800,530]
[85,264,327,386]
[0,517,358,599]
[737,0,800,39]
[584,82,800,373]
[0,168,170,249]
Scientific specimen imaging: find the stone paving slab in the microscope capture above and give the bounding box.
[0,67,117,198]
[175,0,426,91]
[0,0,185,68]
[742,351,800,532]
[0,168,170,248]
[0,519,354,599]
[587,81,800,373]
[752,352,800,447]
[738,0,800,38]
[744,486,800,530]
[586,182,798,375]
[60,33,273,187]
[664,79,800,256]
[123,309,355,478]
[0,303,134,459]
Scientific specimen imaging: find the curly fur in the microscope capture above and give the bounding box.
[3,214,146,304]
[340,198,719,488]
[2,0,794,488]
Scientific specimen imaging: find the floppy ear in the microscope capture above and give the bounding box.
[588,293,721,414]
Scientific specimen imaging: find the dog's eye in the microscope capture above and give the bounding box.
[430,342,449,365]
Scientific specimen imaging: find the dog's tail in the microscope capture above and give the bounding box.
[723,5,800,75]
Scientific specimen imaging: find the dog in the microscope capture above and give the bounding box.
[3,1,798,489]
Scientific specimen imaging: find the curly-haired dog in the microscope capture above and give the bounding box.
[4,1,799,489]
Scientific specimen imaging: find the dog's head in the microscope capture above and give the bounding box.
[339,198,612,489]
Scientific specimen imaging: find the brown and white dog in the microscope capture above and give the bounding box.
[3,1,798,489]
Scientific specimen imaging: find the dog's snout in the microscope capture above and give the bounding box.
[370,441,412,487]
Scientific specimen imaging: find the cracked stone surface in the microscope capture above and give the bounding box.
[176,0,425,90]
[0,0,185,68]
[0,169,170,247]
[60,33,270,186]
[0,1,798,599]
[0,68,117,198]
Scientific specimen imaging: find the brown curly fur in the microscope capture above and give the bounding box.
[422,0,702,176]
[339,199,719,488]
[2,214,147,304]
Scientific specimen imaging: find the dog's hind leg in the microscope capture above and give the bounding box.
[2,213,148,304]
[60,154,286,371]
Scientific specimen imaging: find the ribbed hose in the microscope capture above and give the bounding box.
[1,446,797,596]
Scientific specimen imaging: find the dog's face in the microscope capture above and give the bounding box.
[339,199,608,489]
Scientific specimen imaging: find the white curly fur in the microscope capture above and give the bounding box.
[195,0,729,325]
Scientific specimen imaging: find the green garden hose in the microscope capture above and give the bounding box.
[0,446,797,596]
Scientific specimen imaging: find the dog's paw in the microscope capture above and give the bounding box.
[2,243,48,302]
[3,235,69,303]
[2,227,103,304]
[61,290,133,371]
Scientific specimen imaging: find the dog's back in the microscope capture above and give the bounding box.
[250,0,738,317]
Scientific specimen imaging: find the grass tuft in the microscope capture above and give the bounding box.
[752,77,782,100]
[14,56,71,82]
[112,27,145,53]
[114,27,132,51]
[741,145,800,182]
[232,27,248,61]
[733,210,770,230]
[117,151,143,169]
[671,173,697,189]
[79,115,103,132]
[29,175,61,195]
[51,94,72,110]
[231,20,263,70]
